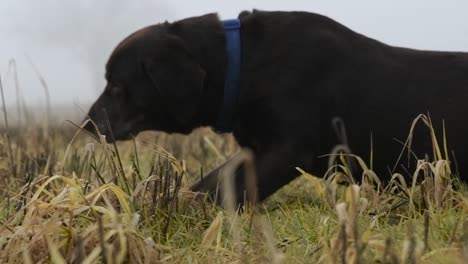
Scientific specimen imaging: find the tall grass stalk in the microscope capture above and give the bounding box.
[26,55,51,136]
[0,73,16,177]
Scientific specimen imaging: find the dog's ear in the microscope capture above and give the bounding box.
[144,36,206,126]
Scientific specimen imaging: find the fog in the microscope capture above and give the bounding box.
[1,0,467,112]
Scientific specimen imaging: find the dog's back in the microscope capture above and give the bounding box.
[235,10,468,182]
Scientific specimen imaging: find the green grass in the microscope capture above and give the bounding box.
[0,120,466,264]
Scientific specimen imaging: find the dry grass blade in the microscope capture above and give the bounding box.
[0,73,16,177]
[26,55,51,128]
[7,59,23,126]
[203,135,225,161]
[219,149,285,263]
[45,235,67,264]
[200,211,223,249]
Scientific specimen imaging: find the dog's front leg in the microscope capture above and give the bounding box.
[253,145,309,202]
[189,152,244,203]
[190,145,308,207]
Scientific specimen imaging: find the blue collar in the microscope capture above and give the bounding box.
[216,19,241,132]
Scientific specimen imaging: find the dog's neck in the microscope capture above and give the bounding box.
[170,14,237,132]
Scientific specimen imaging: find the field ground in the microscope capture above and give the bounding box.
[0,120,467,263]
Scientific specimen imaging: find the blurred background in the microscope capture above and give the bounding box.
[0,0,467,124]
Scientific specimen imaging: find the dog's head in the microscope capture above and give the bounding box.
[84,19,210,141]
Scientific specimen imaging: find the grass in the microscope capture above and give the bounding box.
[0,73,467,263]
[0,121,465,264]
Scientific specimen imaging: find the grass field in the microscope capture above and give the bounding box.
[0,115,466,264]
[0,67,467,263]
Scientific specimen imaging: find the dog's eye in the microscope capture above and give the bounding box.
[111,85,124,97]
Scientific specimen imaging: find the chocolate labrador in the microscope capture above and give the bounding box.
[85,10,468,204]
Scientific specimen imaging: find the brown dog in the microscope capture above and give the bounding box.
[85,10,468,205]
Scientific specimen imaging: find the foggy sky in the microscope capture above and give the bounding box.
[1,0,467,109]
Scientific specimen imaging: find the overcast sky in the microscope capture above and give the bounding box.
[1,0,467,109]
